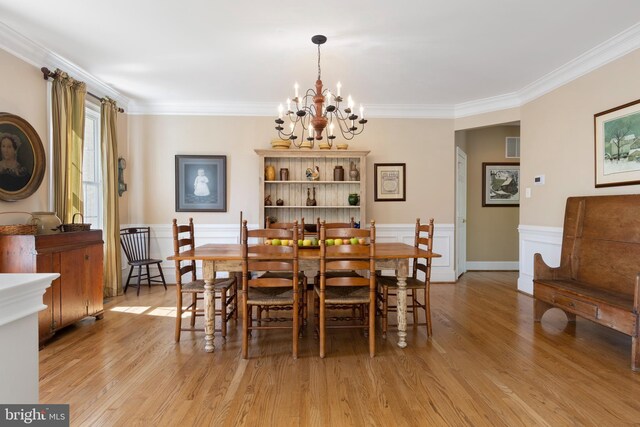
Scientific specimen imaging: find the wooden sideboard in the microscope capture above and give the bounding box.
[0,230,104,343]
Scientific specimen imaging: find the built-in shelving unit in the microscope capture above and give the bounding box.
[255,149,369,228]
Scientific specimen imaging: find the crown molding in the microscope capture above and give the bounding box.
[127,101,456,119]
[0,21,130,109]
[518,22,640,105]
[2,20,639,119]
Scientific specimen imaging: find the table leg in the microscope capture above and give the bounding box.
[396,259,409,348]
[204,278,215,353]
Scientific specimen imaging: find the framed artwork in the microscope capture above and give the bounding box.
[175,155,227,212]
[374,163,406,201]
[482,162,520,207]
[0,113,45,201]
[594,98,640,187]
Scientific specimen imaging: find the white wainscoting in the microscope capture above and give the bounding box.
[121,223,457,284]
[517,225,563,295]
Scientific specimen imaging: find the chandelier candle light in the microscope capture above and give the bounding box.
[275,35,367,149]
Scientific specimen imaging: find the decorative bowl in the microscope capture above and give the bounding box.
[318,142,331,150]
[336,143,349,150]
[271,139,291,149]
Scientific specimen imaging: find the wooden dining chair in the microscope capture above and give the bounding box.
[241,220,302,359]
[314,220,376,358]
[316,217,355,230]
[377,218,435,338]
[265,217,308,321]
[120,227,167,295]
[172,218,237,342]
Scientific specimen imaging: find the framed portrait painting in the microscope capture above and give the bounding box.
[594,98,640,187]
[0,113,45,201]
[482,163,520,207]
[175,155,227,212]
[374,163,406,202]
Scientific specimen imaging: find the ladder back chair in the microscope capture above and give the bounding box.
[377,218,435,338]
[316,217,355,231]
[265,217,308,321]
[242,220,302,359]
[120,227,167,295]
[314,220,376,358]
[172,218,237,342]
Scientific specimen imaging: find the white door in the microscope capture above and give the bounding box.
[456,147,467,278]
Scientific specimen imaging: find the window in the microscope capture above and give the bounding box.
[83,105,103,229]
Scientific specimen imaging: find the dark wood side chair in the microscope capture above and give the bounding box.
[241,220,302,359]
[120,227,167,295]
[172,218,237,342]
[314,220,376,358]
[377,218,435,338]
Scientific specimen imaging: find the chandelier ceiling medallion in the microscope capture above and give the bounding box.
[275,35,367,149]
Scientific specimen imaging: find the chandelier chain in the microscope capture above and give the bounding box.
[317,44,321,81]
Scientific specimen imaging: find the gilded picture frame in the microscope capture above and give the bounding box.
[0,113,45,201]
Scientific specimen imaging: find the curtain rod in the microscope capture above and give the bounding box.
[41,67,125,113]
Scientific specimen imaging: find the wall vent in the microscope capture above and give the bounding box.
[506,137,520,158]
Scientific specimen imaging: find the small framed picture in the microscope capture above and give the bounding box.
[0,113,46,201]
[374,163,406,202]
[175,155,227,212]
[594,98,640,187]
[482,162,520,207]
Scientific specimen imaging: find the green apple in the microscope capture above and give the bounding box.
[311,238,319,246]
[350,237,359,245]
[280,239,288,246]
[326,239,334,246]
[334,238,343,245]
[298,239,304,247]
[271,239,281,246]
[303,239,312,246]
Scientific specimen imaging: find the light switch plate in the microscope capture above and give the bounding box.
[534,175,545,185]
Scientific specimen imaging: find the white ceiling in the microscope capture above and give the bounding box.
[0,1,639,117]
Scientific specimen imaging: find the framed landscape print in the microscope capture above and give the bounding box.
[482,163,520,207]
[594,98,640,187]
[0,113,45,201]
[175,155,227,212]
[374,163,406,201]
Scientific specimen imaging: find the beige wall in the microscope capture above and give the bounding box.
[0,48,49,215]
[520,48,640,227]
[126,116,456,226]
[464,126,520,262]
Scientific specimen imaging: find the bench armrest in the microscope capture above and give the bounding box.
[533,253,561,280]
[635,274,640,314]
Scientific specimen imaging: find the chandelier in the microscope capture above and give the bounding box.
[275,35,367,149]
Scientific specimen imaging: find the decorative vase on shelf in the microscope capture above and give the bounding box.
[333,165,344,181]
[265,165,276,181]
[348,193,360,206]
[280,168,289,181]
[31,212,62,234]
[276,198,284,206]
[265,195,273,206]
[349,161,360,181]
[306,187,317,206]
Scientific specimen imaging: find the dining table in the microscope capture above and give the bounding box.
[168,242,441,353]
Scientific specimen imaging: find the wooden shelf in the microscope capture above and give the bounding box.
[265,206,361,209]
[256,149,368,226]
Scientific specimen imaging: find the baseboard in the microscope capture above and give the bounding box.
[465,261,519,271]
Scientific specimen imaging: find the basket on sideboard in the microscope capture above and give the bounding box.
[59,213,91,232]
[0,212,38,235]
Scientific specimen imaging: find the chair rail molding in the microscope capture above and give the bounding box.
[518,224,563,295]
[121,222,456,283]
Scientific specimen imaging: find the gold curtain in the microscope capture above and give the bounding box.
[101,98,123,297]
[51,70,87,223]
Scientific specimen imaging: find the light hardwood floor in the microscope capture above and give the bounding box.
[39,272,640,426]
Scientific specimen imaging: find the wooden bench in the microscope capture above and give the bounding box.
[533,195,640,371]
